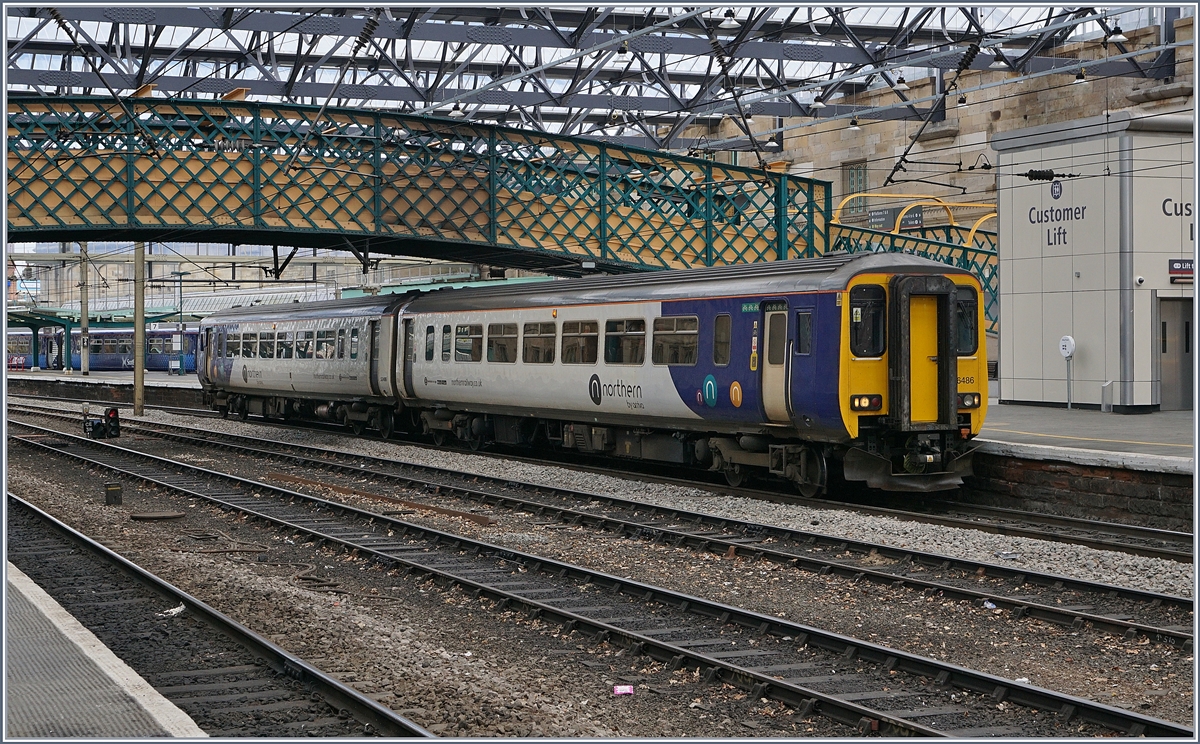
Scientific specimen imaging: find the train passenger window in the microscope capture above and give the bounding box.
[337,329,346,359]
[795,312,813,355]
[455,324,483,362]
[116,338,131,355]
[148,338,163,355]
[425,326,436,361]
[91,339,103,355]
[259,332,275,359]
[849,285,887,357]
[315,330,336,359]
[242,332,258,358]
[712,314,731,366]
[522,323,556,363]
[956,287,979,355]
[349,328,359,359]
[487,323,518,363]
[441,325,451,361]
[227,333,240,357]
[277,332,293,359]
[604,319,646,365]
[561,321,598,364]
[295,331,314,359]
[652,317,698,365]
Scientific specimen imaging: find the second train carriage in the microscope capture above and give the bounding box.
[198,253,988,492]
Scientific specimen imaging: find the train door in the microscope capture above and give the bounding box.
[790,302,817,416]
[402,318,416,398]
[761,302,790,423]
[368,319,382,397]
[1160,298,1193,411]
[888,276,957,430]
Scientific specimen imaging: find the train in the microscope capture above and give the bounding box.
[6,327,199,372]
[197,253,989,493]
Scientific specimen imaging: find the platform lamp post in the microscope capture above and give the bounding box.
[133,242,146,415]
[170,271,190,375]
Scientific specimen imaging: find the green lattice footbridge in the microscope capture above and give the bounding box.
[7,96,996,330]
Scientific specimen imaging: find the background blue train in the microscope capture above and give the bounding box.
[6,328,199,373]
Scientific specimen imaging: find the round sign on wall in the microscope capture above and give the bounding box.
[1059,335,1075,360]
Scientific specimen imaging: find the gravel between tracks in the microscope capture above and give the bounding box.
[137,411,1194,599]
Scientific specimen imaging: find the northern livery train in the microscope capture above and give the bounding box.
[198,253,988,492]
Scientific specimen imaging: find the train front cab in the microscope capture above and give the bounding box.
[840,271,988,492]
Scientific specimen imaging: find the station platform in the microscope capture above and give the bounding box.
[6,368,202,389]
[977,402,1194,474]
[6,563,206,738]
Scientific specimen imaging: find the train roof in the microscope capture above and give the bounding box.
[202,294,406,323]
[406,252,974,313]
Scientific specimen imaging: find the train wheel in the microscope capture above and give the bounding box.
[723,465,745,488]
[379,411,394,440]
[237,404,248,422]
[431,430,448,447]
[467,437,485,452]
[349,420,365,436]
[219,406,229,419]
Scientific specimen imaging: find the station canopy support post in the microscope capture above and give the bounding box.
[134,241,145,416]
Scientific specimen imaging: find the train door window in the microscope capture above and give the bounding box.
[561,321,598,364]
[604,319,646,364]
[849,285,887,357]
[296,331,314,359]
[227,333,240,357]
[441,325,451,361]
[242,332,258,358]
[315,330,336,359]
[767,314,786,365]
[259,332,275,359]
[425,326,435,361]
[713,314,732,366]
[455,324,483,362]
[652,316,698,365]
[522,323,556,363]
[956,287,979,355]
[487,323,518,363]
[350,328,360,359]
[795,312,813,355]
[277,332,293,359]
[337,329,346,359]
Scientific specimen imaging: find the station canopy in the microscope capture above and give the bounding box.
[7,6,1184,152]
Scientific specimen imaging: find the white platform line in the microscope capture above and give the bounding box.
[6,563,208,738]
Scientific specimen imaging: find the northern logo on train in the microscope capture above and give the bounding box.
[587,374,641,406]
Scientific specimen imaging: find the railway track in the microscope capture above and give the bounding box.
[8,406,1193,648]
[5,493,430,738]
[10,396,1191,562]
[7,420,1194,738]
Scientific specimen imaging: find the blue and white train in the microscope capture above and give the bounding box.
[6,328,199,372]
[198,253,989,493]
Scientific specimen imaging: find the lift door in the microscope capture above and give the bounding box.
[1160,298,1193,411]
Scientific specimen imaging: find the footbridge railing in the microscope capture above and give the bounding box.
[8,96,831,272]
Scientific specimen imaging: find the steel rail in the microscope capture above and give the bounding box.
[8,421,1194,738]
[8,405,1193,647]
[4,491,432,738]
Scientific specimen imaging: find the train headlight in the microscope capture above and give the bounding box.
[849,395,882,411]
[957,392,981,408]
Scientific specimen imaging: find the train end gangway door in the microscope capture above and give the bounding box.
[888,275,958,431]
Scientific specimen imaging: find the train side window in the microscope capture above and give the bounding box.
[522,323,556,363]
[349,328,359,359]
[849,285,887,357]
[149,338,164,354]
[315,330,336,359]
[116,337,132,355]
[561,321,598,364]
[277,332,293,359]
[296,331,314,359]
[227,333,240,357]
[242,332,258,358]
[604,319,646,365]
[337,328,346,359]
[487,323,518,363]
[425,326,435,361]
[441,325,451,361]
[652,316,698,365]
[92,339,103,355]
[259,332,275,359]
[455,324,483,362]
[956,287,979,355]
[712,314,732,366]
[795,312,813,355]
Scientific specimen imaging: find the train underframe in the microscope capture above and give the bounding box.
[205,390,973,494]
